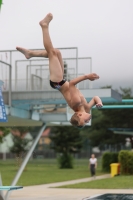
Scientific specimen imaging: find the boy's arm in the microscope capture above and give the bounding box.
[69,73,99,110]
[70,73,99,86]
[69,82,81,110]
[87,96,103,109]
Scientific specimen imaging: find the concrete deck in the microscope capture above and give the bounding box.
[10,189,133,200]
[6,174,133,200]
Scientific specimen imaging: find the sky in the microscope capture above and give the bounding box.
[0,0,133,91]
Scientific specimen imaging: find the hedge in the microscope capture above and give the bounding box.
[102,152,119,172]
[118,150,133,175]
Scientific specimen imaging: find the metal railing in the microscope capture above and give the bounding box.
[0,60,12,107]
[0,48,92,93]
[3,75,90,92]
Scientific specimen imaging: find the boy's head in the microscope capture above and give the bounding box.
[70,112,91,128]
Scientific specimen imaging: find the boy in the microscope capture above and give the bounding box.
[16,13,103,128]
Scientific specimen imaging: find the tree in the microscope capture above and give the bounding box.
[120,87,132,99]
[10,127,33,168]
[104,87,133,120]
[10,135,32,157]
[0,127,10,143]
[84,87,133,149]
[83,109,123,148]
[0,0,2,10]
[50,126,83,168]
[100,87,133,147]
[11,127,32,137]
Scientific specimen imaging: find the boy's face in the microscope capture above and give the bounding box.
[76,112,91,126]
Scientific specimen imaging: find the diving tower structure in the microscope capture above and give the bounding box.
[0,47,123,127]
[0,47,122,126]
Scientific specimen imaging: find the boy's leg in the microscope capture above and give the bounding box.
[39,13,64,82]
[16,47,64,75]
[16,47,48,59]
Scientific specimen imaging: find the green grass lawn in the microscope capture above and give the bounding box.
[58,175,133,189]
[0,158,105,186]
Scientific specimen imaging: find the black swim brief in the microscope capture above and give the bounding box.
[50,79,66,90]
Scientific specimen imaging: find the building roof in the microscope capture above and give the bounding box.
[41,128,51,137]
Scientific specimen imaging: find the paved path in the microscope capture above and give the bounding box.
[6,174,133,200]
[35,174,111,188]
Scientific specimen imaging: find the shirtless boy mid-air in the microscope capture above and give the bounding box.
[16,13,103,128]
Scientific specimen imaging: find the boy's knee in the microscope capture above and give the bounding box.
[54,49,61,57]
[49,48,60,57]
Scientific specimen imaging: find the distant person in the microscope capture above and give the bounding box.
[16,13,103,128]
[89,154,97,178]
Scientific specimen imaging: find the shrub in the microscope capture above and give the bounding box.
[127,151,133,174]
[102,152,119,172]
[58,153,74,169]
[111,152,119,163]
[118,150,133,175]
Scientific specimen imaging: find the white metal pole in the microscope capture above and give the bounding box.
[9,52,12,108]
[76,47,78,88]
[0,174,4,200]
[5,124,46,200]
[89,58,92,89]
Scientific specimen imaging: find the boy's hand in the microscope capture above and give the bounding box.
[96,103,103,109]
[87,73,99,81]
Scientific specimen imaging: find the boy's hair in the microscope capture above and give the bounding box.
[70,113,85,129]
[70,113,79,126]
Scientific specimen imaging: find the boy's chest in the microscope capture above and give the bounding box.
[80,95,90,112]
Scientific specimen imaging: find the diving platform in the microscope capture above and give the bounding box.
[0,88,122,127]
[3,88,122,108]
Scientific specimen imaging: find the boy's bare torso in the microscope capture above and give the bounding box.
[59,81,90,113]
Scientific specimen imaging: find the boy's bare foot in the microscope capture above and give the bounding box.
[39,13,53,28]
[16,47,31,59]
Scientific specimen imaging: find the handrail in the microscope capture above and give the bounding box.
[0,47,78,52]
[0,60,12,108]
